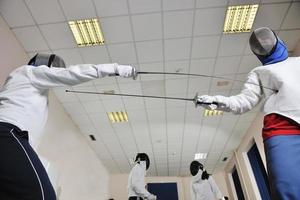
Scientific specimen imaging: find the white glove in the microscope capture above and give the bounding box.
[195,95,218,110]
[147,194,157,200]
[116,65,137,79]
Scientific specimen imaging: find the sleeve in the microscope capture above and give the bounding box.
[28,63,118,89]
[214,71,264,114]
[131,167,152,198]
[208,177,223,200]
[190,182,196,200]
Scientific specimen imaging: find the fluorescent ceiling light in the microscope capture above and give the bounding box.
[69,18,105,46]
[204,109,224,117]
[107,111,129,123]
[223,4,259,33]
[195,153,207,160]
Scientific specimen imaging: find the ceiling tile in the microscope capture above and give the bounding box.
[164,10,193,38]
[53,48,83,66]
[0,0,35,27]
[122,97,145,110]
[279,30,300,52]
[79,46,110,64]
[165,78,188,95]
[119,82,143,94]
[101,16,133,43]
[188,77,211,94]
[128,0,161,14]
[214,56,240,75]
[142,80,165,96]
[82,100,106,114]
[136,40,163,63]
[193,8,226,36]
[238,55,260,73]
[132,13,162,41]
[196,0,228,8]
[190,59,215,75]
[107,43,137,64]
[218,33,249,57]
[253,3,290,30]
[62,102,86,115]
[74,86,99,101]
[25,0,65,24]
[165,38,191,61]
[281,2,300,29]
[94,0,128,17]
[210,75,234,91]
[102,98,125,111]
[192,36,220,59]
[53,87,78,103]
[39,23,76,49]
[95,84,120,100]
[262,0,291,2]
[165,60,190,79]
[12,26,49,52]
[163,0,195,11]
[139,63,164,81]
[59,0,96,20]
[228,0,260,5]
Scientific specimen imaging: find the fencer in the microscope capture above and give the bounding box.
[0,53,136,200]
[190,161,225,200]
[128,153,157,200]
[196,27,300,199]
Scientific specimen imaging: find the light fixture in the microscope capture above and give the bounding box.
[107,111,129,123]
[69,18,105,46]
[223,4,259,33]
[195,153,207,160]
[217,80,230,86]
[204,109,224,117]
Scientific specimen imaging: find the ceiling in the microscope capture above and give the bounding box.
[1,0,300,176]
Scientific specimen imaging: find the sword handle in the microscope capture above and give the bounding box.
[193,93,219,108]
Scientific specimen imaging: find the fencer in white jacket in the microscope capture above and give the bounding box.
[190,161,224,200]
[196,27,300,199]
[128,153,156,200]
[0,53,136,200]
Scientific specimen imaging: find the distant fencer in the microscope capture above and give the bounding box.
[0,53,136,200]
[195,27,300,199]
[128,153,156,200]
[190,161,225,200]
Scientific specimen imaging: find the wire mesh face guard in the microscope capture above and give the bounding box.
[249,27,278,57]
[190,160,204,176]
[28,53,66,68]
[135,153,150,170]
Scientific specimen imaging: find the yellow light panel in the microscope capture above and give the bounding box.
[204,109,224,117]
[69,18,105,46]
[107,111,129,123]
[223,4,259,33]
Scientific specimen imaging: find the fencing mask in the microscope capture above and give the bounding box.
[249,27,288,65]
[28,53,66,68]
[190,161,209,180]
[135,153,150,170]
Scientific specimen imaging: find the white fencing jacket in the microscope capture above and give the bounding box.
[191,171,223,200]
[128,162,154,199]
[0,64,119,145]
[213,57,300,124]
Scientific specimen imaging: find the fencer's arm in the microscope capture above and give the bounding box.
[198,71,263,114]
[208,177,224,200]
[131,168,153,198]
[190,183,196,200]
[28,64,133,89]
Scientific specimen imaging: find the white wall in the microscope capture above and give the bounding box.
[109,172,229,200]
[37,92,110,200]
[0,15,110,200]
